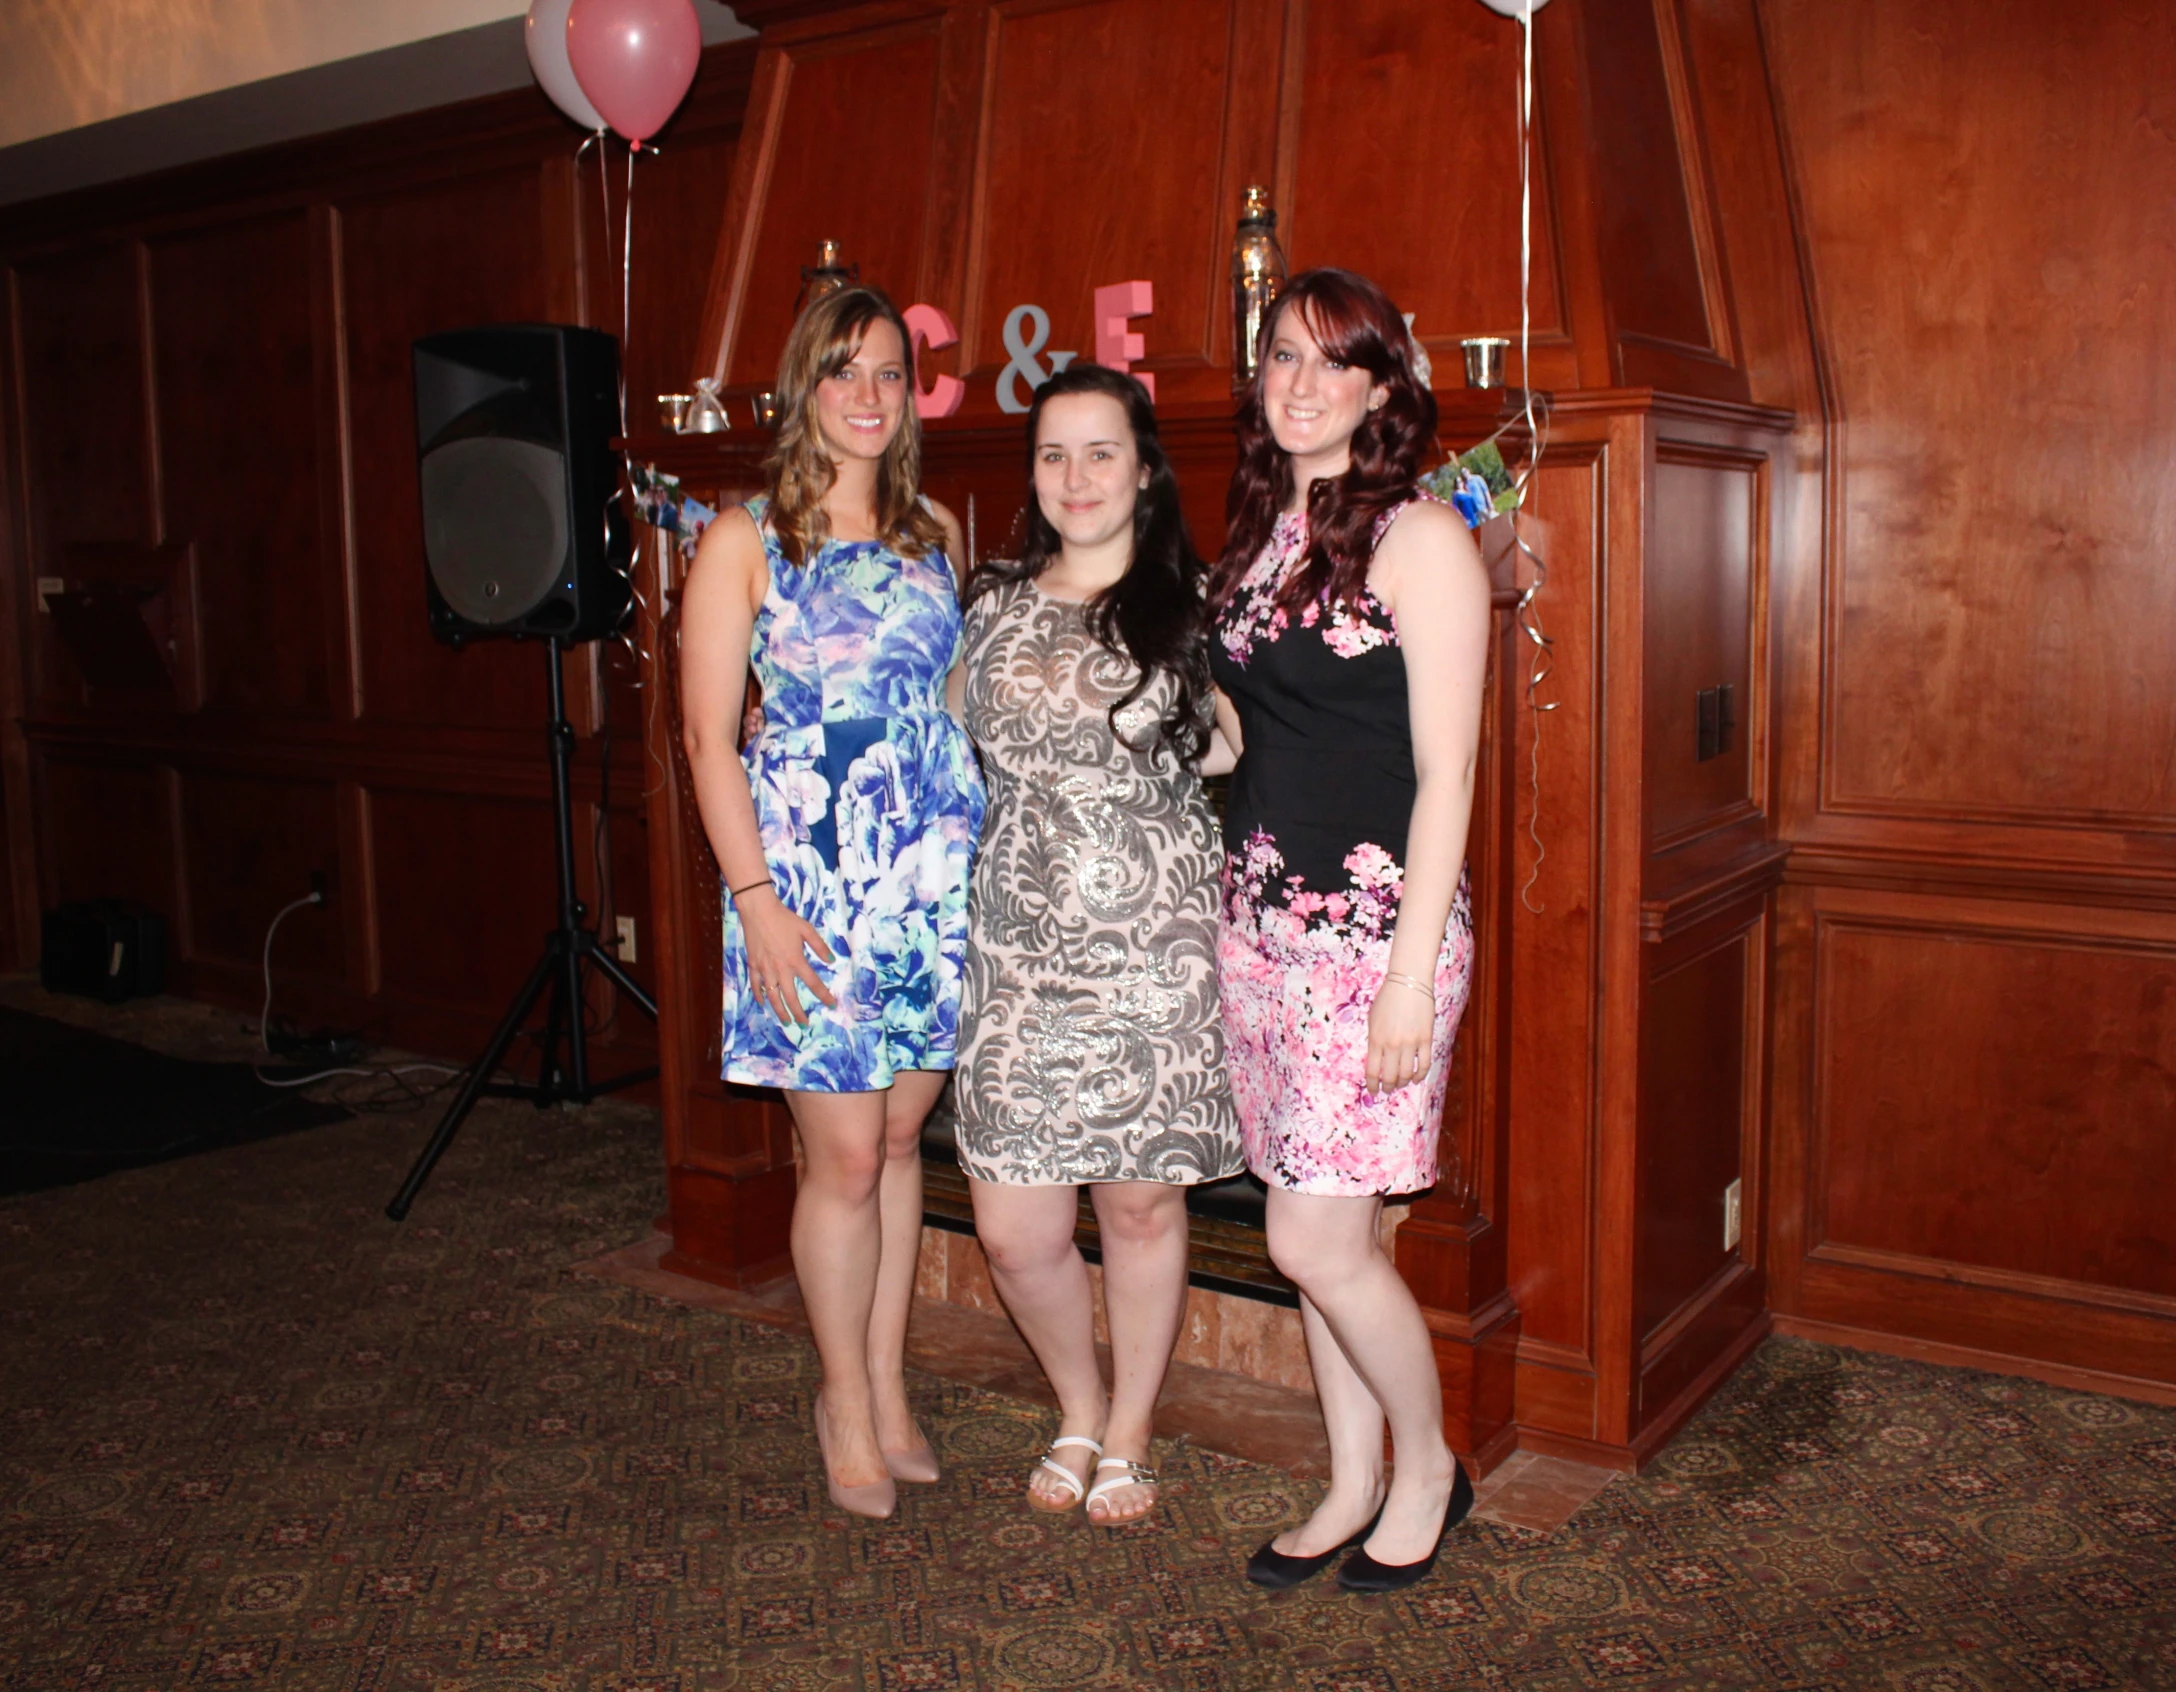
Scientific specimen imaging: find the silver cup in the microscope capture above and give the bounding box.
[1460,337,1510,389]
[658,393,694,433]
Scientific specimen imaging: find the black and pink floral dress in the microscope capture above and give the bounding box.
[1209,497,1474,1197]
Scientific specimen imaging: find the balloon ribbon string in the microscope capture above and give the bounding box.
[616,140,653,684]
[1511,1,1556,915]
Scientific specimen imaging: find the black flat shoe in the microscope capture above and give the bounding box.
[1336,1462,1473,1594]
[1245,1506,1383,1590]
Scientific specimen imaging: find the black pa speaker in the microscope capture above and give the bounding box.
[413,323,631,644]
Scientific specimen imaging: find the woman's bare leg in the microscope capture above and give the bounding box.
[1086,1181,1191,1521]
[784,1087,894,1488]
[1264,1188,1457,1563]
[970,1177,1108,1503]
[866,1070,945,1452]
[1263,1291,1390,1555]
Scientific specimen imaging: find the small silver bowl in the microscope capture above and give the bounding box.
[1460,337,1510,390]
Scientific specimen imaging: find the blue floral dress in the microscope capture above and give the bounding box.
[721,498,986,1092]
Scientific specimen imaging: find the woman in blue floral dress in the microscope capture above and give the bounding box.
[680,288,984,1520]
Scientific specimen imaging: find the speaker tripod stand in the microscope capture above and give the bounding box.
[387,637,658,1221]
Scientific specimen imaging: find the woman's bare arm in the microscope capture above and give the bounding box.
[1211,688,1245,764]
[1366,501,1493,1090]
[1197,722,1238,778]
[680,509,768,888]
[680,507,835,1019]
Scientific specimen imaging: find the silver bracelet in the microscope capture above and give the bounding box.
[1382,970,1435,1001]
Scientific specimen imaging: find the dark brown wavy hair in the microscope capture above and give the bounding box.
[1211,268,1438,611]
[764,286,947,568]
[966,363,1212,766]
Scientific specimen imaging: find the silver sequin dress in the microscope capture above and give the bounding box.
[954,578,1242,1186]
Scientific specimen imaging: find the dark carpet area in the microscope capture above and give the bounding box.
[2,997,2174,1689]
[0,1006,351,1197]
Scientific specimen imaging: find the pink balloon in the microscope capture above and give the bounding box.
[566,0,701,146]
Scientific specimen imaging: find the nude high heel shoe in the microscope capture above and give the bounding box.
[814,1392,897,1519]
[882,1424,941,1485]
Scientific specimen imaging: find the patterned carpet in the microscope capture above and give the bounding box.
[3,1002,2175,1689]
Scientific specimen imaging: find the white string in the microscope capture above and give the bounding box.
[621,145,634,442]
[614,141,657,688]
[642,530,674,800]
[583,121,613,460]
[1510,0,1557,914]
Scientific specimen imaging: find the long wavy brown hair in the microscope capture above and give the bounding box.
[764,286,948,567]
[1211,268,1438,611]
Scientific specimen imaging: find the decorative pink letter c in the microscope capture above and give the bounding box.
[902,303,965,419]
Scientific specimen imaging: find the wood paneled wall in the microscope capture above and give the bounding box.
[8,0,2162,1454]
[1755,0,2176,1396]
[0,49,755,1068]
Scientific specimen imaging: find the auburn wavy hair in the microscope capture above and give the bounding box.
[967,363,1212,766]
[763,286,947,567]
[1210,268,1438,612]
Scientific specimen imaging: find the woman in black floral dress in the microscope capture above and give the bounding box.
[1210,269,1493,1593]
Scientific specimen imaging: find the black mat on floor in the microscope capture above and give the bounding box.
[0,1007,351,1196]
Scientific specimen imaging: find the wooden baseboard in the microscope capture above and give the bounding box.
[1502,1425,1640,1475]
[1467,1415,1522,1479]
[1770,1314,2176,1408]
[1631,1309,1772,1464]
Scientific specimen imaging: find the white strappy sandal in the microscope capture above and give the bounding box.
[1027,1434,1103,1514]
[1085,1456,1160,1526]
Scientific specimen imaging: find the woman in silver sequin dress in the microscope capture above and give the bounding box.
[957,364,1241,1525]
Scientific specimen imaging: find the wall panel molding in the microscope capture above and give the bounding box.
[1763,0,2176,836]
[1805,1242,2176,1327]
[1769,880,2176,1379]
[0,41,748,1058]
[1756,0,2176,1393]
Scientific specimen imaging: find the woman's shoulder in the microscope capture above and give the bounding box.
[963,566,1033,622]
[1372,485,1459,542]
[733,495,783,553]
[695,497,767,558]
[1372,488,1488,607]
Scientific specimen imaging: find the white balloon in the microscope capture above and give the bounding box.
[1476,0,1551,15]
[526,0,607,132]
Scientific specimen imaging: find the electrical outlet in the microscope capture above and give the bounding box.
[615,915,639,962]
[1722,1177,1743,1252]
[309,868,329,905]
